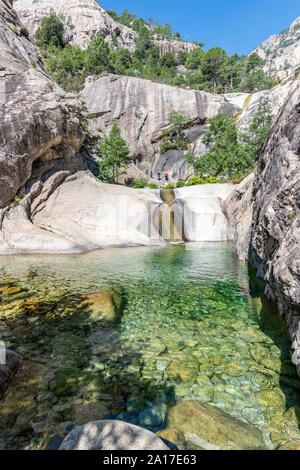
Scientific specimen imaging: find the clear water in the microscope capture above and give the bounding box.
[0,243,299,450]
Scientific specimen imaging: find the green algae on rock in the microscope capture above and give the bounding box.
[159,400,266,450]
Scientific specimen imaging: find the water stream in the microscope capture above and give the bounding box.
[159,189,183,243]
[0,244,299,449]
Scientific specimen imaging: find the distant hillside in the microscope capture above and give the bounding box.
[253,17,300,78]
[13,0,195,56]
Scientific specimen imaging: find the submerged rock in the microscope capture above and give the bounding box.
[278,440,300,450]
[78,288,123,324]
[160,401,266,450]
[138,404,167,429]
[59,420,170,450]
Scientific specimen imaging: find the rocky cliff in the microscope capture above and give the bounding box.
[13,0,195,58]
[82,74,294,182]
[154,39,196,58]
[0,1,237,254]
[253,17,300,78]
[0,0,84,209]
[13,0,137,51]
[225,76,300,376]
[250,76,300,377]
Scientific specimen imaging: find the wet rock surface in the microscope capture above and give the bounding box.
[0,350,22,396]
[158,400,266,450]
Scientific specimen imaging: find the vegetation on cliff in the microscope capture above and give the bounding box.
[186,99,274,181]
[35,11,277,94]
[96,123,133,184]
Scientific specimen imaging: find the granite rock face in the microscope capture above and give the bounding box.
[225,77,300,377]
[14,0,137,51]
[0,0,84,210]
[249,76,300,377]
[59,420,170,450]
[82,74,294,183]
[82,75,242,182]
[154,39,196,58]
[223,173,255,260]
[253,17,300,79]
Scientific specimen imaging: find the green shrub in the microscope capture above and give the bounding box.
[131,177,148,188]
[148,183,158,189]
[161,111,188,154]
[36,10,276,96]
[176,181,185,188]
[203,176,220,184]
[35,10,66,49]
[163,183,176,190]
[186,176,204,186]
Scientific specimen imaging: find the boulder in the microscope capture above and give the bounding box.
[159,401,266,450]
[0,350,22,396]
[78,287,123,324]
[31,173,163,251]
[59,420,170,450]
[174,184,234,242]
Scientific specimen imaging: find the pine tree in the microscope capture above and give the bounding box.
[35,9,66,49]
[96,124,133,184]
[241,98,273,162]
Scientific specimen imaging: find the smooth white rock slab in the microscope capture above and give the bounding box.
[174,184,234,242]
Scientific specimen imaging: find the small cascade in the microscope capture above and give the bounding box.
[235,93,253,122]
[159,189,183,243]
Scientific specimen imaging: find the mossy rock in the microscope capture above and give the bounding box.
[278,440,300,450]
[169,355,198,384]
[160,400,266,450]
[257,389,285,408]
[77,287,123,324]
[74,400,110,424]
[224,362,246,377]
[1,286,22,295]
[49,369,79,397]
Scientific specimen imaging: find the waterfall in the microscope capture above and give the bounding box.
[157,184,234,243]
[159,189,183,243]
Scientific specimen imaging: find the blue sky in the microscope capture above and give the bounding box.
[100,0,299,55]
